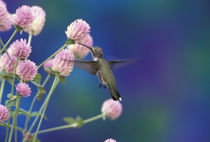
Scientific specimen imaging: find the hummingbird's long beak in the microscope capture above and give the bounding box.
[78,43,92,51]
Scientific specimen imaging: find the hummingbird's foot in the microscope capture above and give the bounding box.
[103,85,107,89]
[99,83,103,88]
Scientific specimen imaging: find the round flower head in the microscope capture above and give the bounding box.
[101,99,122,120]
[43,59,53,73]
[52,49,74,76]
[0,13,12,31]
[104,139,117,142]
[0,52,17,73]
[16,82,31,97]
[25,6,46,36]
[14,5,34,29]
[10,38,31,59]
[17,60,37,81]
[0,1,7,22]
[0,104,9,122]
[65,19,90,42]
[68,34,93,59]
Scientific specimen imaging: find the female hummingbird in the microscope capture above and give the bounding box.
[75,45,134,101]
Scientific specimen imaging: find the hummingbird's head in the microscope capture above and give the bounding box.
[90,46,103,58]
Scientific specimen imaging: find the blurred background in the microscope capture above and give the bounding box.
[1,0,210,141]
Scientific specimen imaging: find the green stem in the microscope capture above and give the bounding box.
[42,74,50,87]
[37,44,67,69]
[36,113,105,134]
[24,74,50,131]
[0,79,5,104]
[8,96,21,142]
[0,122,23,132]
[11,59,19,97]
[0,29,18,54]
[27,32,32,46]
[0,38,15,67]
[5,118,10,142]
[32,77,59,142]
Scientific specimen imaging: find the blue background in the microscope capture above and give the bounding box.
[1,0,210,142]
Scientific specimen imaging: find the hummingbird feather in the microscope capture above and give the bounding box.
[74,60,99,75]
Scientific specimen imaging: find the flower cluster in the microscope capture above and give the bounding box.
[66,19,93,59]
[0,1,124,141]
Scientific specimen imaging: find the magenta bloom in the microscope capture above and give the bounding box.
[52,49,74,76]
[0,52,17,73]
[68,34,93,59]
[104,139,117,142]
[0,1,7,22]
[101,99,122,120]
[10,38,31,59]
[44,59,53,73]
[17,60,37,81]
[16,82,31,97]
[0,13,12,31]
[25,6,46,36]
[0,104,9,122]
[14,5,34,29]
[0,1,12,31]
[65,19,90,42]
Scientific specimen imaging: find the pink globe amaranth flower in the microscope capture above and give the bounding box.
[0,52,17,73]
[0,104,9,122]
[52,49,74,76]
[65,19,90,42]
[0,1,7,22]
[25,6,46,36]
[0,1,12,32]
[16,82,31,97]
[10,38,31,59]
[0,13,13,31]
[104,138,117,142]
[14,5,34,29]
[17,60,37,81]
[68,34,93,59]
[43,59,53,73]
[101,99,122,120]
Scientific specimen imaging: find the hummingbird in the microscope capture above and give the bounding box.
[74,44,134,101]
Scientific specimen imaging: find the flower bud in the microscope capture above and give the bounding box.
[101,99,122,120]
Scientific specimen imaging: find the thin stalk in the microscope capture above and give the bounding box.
[0,79,5,104]
[27,32,33,46]
[0,122,23,132]
[8,96,22,142]
[5,118,10,142]
[37,44,67,69]
[0,29,18,54]
[24,74,50,131]
[37,113,105,134]
[11,59,19,97]
[0,38,15,67]
[32,77,59,142]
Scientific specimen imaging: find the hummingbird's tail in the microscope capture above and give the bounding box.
[110,87,121,101]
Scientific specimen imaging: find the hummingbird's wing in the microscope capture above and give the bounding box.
[74,60,99,75]
[108,59,136,70]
